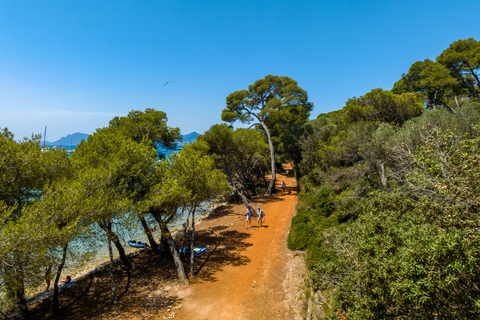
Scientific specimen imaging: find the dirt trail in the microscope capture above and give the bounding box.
[30,164,305,320]
[174,164,305,320]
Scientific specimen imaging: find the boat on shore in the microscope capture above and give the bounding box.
[128,240,147,248]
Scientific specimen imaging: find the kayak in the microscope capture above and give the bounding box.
[179,246,208,257]
[128,241,147,248]
[59,280,76,290]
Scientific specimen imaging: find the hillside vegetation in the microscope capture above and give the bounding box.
[288,38,480,319]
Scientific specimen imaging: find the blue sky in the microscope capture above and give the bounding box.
[1,0,479,141]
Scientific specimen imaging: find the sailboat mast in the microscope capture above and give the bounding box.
[43,126,47,150]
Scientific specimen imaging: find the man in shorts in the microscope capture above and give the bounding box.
[246,207,253,229]
[257,206,264,227]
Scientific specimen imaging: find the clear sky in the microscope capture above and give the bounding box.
[1,0,479,141]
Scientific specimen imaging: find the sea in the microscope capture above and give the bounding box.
[65,200,216,280]
[62,144,197,278]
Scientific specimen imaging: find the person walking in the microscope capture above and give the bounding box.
[257,206,265,227]
[281,181,286,195]
[246,207,253,229]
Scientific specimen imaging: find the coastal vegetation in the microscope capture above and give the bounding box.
[1,38,479,319]
[0,110,229,318]
[288,38,480,319]
[221,75,313,195]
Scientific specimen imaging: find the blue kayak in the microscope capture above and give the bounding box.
[59,280,76,290]
[128,241,147,248]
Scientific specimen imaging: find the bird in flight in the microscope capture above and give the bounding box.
[163,81,172,87]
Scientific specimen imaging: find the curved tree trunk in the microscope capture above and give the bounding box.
[52,243,69,315]
[260,121,276,195]
[156,214,189,285]
[231,185,257,216]
[150,210,173,259]
[99,221,131,269]
[138,213,158,252]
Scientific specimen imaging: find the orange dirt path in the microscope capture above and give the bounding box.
[174,164,304,320]
[29,164,305,320]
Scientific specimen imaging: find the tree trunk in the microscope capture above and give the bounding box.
[189,204,198,275]
[231,185,257,216]
[138,213,158,251]
[99,221,131,269]
[150,210,173,259]
[52,243,69,314]
[260,121,276,195]
[181,211,191,255]
[463,70,480,101]
[469,67,480,89]
[440,102,455,114]
[259,167,267,185]
[107,234,117,304]
[246,174,257,196]
[156,211,189,285]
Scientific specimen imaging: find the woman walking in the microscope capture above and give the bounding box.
[257,206,265,227]
[246,207,253,229]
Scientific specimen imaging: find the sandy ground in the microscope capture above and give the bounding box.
[31,164,306,320]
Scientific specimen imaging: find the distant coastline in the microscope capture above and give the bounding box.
[44,131,200,150]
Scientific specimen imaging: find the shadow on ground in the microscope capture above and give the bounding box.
[30,218,253,319]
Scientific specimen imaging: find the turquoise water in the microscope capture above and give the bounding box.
[64,202,213,278]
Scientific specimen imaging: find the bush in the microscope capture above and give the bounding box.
[255,185,267,195]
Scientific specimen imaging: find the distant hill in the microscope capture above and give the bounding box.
[44,131,200,149]
[45,133,89,148]
[180,132,200,144]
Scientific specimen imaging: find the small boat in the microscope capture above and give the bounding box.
[179,246,208,257]
[59,280,76,290]
[128,240,147,248]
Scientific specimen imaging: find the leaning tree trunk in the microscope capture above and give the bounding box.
[138,213,158,251]
[231,185,257,216]
[154,210,189,285]
[260,121,276,195]
[440,102,456,114]
[150,211,174,259]
[99,222,131,269]
[52,243,69,314]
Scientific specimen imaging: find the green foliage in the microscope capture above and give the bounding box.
[341,88,424,125]
[221,75,313,193]
[222,75,313,126]
[291,40,480,317]
[0,129,75,317]
[255,185,267,195]
[196,124,268,197]
[393,38,480,113]
[287,186,335,262]
[436,38,480,100]
[307,124,480,319]
[109,108,181,151]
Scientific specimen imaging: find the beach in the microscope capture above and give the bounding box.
[30,165,306,319]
